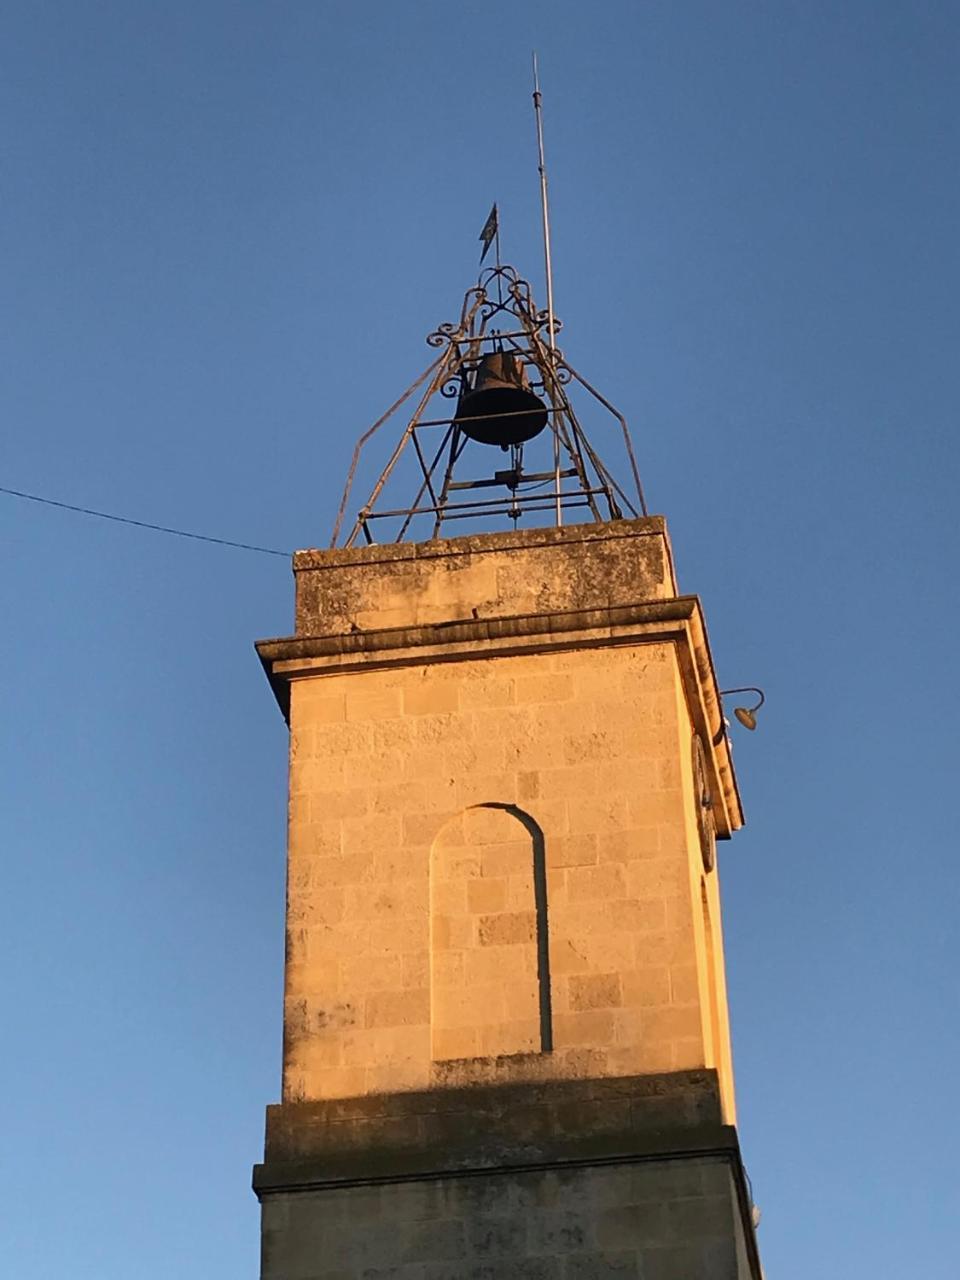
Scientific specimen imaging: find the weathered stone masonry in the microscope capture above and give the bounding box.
[254,518,761,1279]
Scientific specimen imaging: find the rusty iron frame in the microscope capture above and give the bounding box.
[331,265,648,548]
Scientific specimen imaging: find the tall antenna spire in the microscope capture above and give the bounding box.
[328,70,650,548]
[532,52,562,522]
[531,52,556,353]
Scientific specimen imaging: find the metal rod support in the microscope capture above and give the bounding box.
[366,491,607,520]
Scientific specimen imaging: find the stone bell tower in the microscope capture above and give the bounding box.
[254,265,762,1278]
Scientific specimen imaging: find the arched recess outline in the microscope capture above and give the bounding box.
[485,803,553,1053]
[429,802,553,1057]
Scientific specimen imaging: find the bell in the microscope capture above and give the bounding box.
[456,352,548,447]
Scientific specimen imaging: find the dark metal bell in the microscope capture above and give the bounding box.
[456,352,548,447]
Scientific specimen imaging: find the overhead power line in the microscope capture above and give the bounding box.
[0,485,291,558]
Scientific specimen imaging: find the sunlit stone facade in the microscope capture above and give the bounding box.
[254,518,761,1278]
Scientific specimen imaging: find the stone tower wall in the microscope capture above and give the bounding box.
[255,519,756,1279]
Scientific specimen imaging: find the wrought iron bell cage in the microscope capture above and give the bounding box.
[331,264,648,548]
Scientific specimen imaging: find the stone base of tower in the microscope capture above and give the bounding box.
[254,1069,760,1279]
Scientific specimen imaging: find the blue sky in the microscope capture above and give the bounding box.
[1,2,957,1275]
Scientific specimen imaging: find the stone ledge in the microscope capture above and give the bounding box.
[258,598,697,667]
[255,1069,726,1194]
[253,1124,741,1196]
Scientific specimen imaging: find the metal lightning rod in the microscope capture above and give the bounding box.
[532,51,562,525]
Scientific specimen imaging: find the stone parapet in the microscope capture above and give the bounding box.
[291,518,678,636]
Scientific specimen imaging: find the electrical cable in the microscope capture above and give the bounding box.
[0,484,291,558]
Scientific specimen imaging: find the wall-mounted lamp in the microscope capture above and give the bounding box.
[719,687,766,732]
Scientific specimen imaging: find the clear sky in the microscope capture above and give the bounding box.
[1,2,957,1276]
